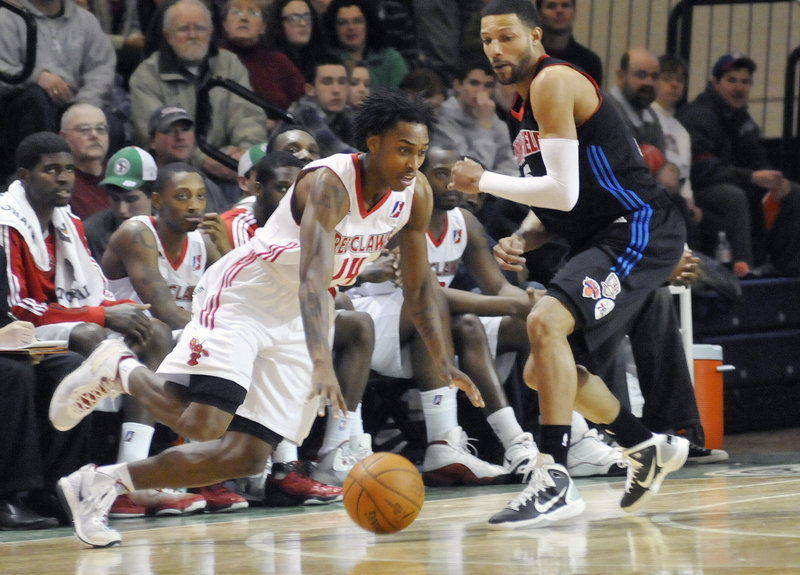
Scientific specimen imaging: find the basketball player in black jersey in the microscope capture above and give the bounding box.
[450,0,690,529]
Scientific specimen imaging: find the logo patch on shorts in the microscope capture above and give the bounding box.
[582,277,601,300]
[601,272,621,299]
[594,298,616,319]
[187,337,209,366]
[583,273,622,320]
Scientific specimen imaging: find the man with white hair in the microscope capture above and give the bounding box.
[129,0,267,203]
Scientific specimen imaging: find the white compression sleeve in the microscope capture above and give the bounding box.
[478,138,579,211]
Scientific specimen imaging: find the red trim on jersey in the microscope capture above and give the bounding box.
[352,153,392,218]
[426,215,450,247]
[151,216,189,271]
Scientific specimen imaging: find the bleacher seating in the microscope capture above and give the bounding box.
[693,278,800,433]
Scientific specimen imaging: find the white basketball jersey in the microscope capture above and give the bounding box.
[108,215,207,310]
[251,153,415,289]
[427,207,467,288]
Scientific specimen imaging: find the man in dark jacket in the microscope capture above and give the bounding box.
[678,52,800,277]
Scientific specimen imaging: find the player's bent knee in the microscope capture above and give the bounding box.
[177,405,233,442]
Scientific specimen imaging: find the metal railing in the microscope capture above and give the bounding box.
[195,76,296,171]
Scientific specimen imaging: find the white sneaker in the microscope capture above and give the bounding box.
[503,432,540,477]
[420,426,510,486]
[349,433,374,462]
[621,434,689,513]
[488,454,585,529]
[56,465,121,548]
[568,428,627,477]
[49,340,134,431]
[313,433,373,486]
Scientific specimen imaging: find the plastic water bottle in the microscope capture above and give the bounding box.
[714,231,732,268]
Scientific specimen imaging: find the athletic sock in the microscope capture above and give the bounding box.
[96,462,135,493]
[486,406,525,449]
[116,422,155,463]
[420,386,458,442]
[319,406,352,457]
[540,424,571,467]
[349,402,364,436]
[604,406,652,448]
[570,410,590,444]
[272,439,299,465]
[118,357,145,394]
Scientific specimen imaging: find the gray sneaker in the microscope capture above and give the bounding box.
[488,454,585,529]
[621,434,689,513]
[57,465,122,547]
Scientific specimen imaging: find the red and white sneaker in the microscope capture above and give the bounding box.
[49,340,136,431]
[109,493,146,519]
[130,489,207,516]
[420,426,511,486]
[189,483,248,513]
[266,462,342,506]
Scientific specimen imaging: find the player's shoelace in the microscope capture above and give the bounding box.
[76,377,119,413]
[505,463,555,511]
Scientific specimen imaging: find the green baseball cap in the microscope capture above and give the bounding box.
[238,142,268,177]
[101,146,158,191]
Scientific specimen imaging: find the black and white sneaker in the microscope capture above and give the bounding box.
[488,454,585,530]
[621,434,689,513]
[686,443,729,464]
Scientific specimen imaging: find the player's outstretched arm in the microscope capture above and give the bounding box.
[296,168,348,416]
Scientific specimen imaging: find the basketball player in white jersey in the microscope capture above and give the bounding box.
[49,91,481,548]
[102,162,248,514]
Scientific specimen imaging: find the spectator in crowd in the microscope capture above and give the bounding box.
[322,0,408,90]
[129,0,267,202]
[147,106,232,213]
[651,54,707,257]
[435,57,518,176]
[59,104,112,220]
[678,52,800,278]
[399,67,449,116]
[347,61,371,108]
[412,0,482,85]
[608,48,666,153]
[84,147,157,261]
[221,0,305,111]
[0,0,116,183]
[80,0,145,85]
[375,0,419,69]
[267,0,329,82]
[536,0,602,85]
[285,55,357,157]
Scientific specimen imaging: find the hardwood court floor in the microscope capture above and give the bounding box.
[2,429,799,575]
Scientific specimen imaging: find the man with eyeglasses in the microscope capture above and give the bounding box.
[59,104,112,220]
[0,0,116,184]
[435,56,517,176]
[129,0,267,206]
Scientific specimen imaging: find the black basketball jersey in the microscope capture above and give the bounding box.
[507,56,666,250]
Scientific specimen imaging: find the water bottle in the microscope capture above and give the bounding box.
[714,231,732,268]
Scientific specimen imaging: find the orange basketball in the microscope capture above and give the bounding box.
[343,452,425,534]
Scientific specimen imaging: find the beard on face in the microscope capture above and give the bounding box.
[628,85,656,110]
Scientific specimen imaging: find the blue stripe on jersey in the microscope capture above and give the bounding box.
[587,145,653,277]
